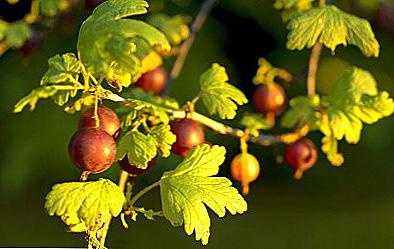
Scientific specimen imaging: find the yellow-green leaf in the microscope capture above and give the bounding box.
[160,144,247,245]
[200,63,248,119]
[287,5,380,57]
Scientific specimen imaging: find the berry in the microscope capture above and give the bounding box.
[78,106,120,138]
[19,26,44,56]
[119,157,156,176]
[135,66,168,94]
[230,153,260,195]
[252,83,286,115]
[68,128,117,175]
[85,0,105,13]
[170,119,205,156]
[285,138,317,180]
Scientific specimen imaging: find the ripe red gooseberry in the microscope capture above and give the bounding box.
[170,119,205,156]
[135,66,168,94]
[68,128,117,177]
[285,138,317,180]
[78,106,120,138]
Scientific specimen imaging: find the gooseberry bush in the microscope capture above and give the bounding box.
[6,0,394,248]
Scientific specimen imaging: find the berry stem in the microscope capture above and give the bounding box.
[129,180,161,207]
[99,170,129,247]
[161,0,218,96]
[307,42,322,97]
[107,93,310,146]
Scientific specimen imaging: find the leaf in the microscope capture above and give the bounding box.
[77,0,170,85]
[319,113,344,166]
[41,53,81,85]
[148,14,190,45]
[0,20,31,48]
[40,0,70,17]
[281,95,321,130]
[14,86,58,112]
[273,0,315,22]
[116,130,157,169]
[286,5,380,57]
[253,58,292,85]
[241,113,273,136]
[45,179,125,233]
[324,67,394,143]
[200,63,248,119]
[150,124,176,157]
[160,144,247,245]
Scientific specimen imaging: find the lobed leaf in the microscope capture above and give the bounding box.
[41,53,81,85]
[160,144,247,245]
[281,95,321,130]
[148,14,190,45]
[324,67,394,144]
[150,124,176,157]
[287,5,380,57]
[116,130,157,169]
[45,179,125,233]
[200,63,248,119]
[241,113,273,136]
[77,0,170,87]
[274,0,315,22]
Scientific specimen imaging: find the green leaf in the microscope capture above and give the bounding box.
[160,144,247,245]
[274,0,315,22]
[14,87,58,112]
[148,14,190,45]
[324,67,394,143]
[77,0,170,85]
[281,95,321,130]
[320,114,344,166]
[0,20,31,48]
[116,130,157,169]
[150,124,176,157]
[286,5,380,57]
[119,88,179,124]
[241,113,273,136]
[45,179,125,234]
[200,63,248,119]
[40,0,69,17]
[41,53,81,85]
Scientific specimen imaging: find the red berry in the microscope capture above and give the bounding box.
[252,83,286,115]
[170,119,205,156]
[78,106,120,138]
[230,153,260,195]
[119,157,156,176]
[135,66,167,94]
[285,138,317,179]
[68,128,116,174]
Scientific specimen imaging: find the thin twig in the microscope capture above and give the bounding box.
[107,93,309,146]
[307,42,322,97]
[129,181,161,207]
[161,0,218,96]
[99,170,129,247]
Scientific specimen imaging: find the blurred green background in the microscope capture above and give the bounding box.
[1,0,394,248]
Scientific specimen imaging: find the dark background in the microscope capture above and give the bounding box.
[1,0,394,248]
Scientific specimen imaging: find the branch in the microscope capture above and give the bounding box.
[307,42,322,97]
[99,170,129,247]
[161,0,218,96]
[107,93,309,146]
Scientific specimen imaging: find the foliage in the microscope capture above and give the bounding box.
[286,5,380,57]
[200,63,248,119]
[160,144,247,245]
